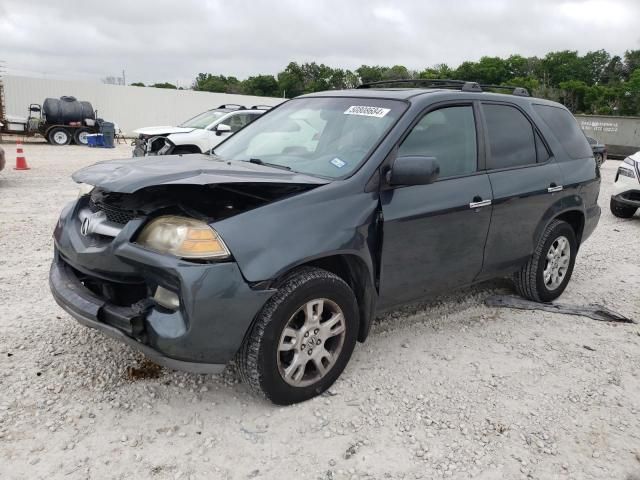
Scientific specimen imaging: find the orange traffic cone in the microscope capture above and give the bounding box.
[14,139,30,170]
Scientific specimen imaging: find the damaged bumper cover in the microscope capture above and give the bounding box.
[50,200,276,373]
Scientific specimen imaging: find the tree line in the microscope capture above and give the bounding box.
[133,49,640,116]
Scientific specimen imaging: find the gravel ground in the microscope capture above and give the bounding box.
[1,140,639,480]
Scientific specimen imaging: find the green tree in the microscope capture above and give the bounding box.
[130,82,145,87]
[356,65,387,84]
[242,75,279,97]
[150,82,177,89]
[582,49,610,85]
[623,50,640,79]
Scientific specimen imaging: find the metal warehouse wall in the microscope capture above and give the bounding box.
[576,114,640,158]
[3,76,285,135]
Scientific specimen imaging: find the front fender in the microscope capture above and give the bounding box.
[213,183,379,286]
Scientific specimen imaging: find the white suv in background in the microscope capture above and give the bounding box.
[132,104,272,156]
[610,151,640,218]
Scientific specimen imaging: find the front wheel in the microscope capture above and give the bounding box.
[610,198,637,218]
[237,267,358,405]
[48,127,71,146]
[514,219,577,302]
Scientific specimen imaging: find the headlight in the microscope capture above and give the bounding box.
[136,215,230,260]
[77,183,94,198]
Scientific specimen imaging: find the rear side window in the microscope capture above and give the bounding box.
[398,105,477,178]
[532,104,592,159]
[483,104,537,169]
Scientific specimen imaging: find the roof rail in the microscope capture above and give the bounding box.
[478,85,530,97]
[217,104,246,110]
[249,105,272,110]
[357,78,530,97]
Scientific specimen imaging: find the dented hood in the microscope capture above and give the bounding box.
[133,126,195,136]
[72,154,328,193]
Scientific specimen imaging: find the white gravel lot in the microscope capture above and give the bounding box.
[0,140,639,480]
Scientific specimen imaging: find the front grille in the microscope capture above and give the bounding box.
[89,199,136,225]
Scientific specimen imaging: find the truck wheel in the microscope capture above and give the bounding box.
[48,128,71,146]
[237,267,358,405]
[514,219,577,303]
[610,198,637,218]
[73,128,91,146]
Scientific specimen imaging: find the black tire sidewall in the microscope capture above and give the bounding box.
[74,128,90,145]
[257,276,358,405]
[48,128,70,146]
[535,223,577,302]
[610,199,637,218]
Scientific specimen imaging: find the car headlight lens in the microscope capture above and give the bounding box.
[77,183,94,198]
[136,215,230,260]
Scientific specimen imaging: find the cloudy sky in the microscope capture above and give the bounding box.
[1,0,639,87]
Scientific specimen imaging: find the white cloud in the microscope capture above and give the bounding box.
[0,0,638,86]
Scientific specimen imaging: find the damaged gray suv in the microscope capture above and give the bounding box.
[50,80,601,404]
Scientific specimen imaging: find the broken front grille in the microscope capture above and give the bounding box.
[89,199,136,225]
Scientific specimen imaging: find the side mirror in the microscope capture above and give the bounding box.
[387,156,440,186]
[215,124,232,136]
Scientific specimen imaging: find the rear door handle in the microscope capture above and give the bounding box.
[469,199,492,209]
[547,184,563,193]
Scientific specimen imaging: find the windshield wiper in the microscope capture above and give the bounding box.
[248,158,291,171]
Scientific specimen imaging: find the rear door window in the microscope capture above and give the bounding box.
[483,104,537,169]
[532,104,593,159]
[398,105,477,178]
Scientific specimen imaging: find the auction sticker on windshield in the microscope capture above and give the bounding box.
[344,106,391,118]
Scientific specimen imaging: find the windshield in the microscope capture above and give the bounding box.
[180,110,226,129]
[213,97,406,178]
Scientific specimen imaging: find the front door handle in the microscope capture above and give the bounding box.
[547,183,563,193]
[469,199,492,209]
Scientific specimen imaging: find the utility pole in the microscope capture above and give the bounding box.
[122,69,126,86]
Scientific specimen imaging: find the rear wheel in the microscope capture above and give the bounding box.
[73,128,91,146]
[237,267,358,405]
[48,127,71,146]
[610,198,637,218]
[514,220,577,302]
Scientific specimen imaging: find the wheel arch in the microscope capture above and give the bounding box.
[271,253,377,343]
[534,204,586,252]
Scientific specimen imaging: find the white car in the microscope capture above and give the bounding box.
[132,104,271,156]
[610,151,640,218]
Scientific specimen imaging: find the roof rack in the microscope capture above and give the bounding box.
[217,104,246,110]
[357,79,530,97]
[249,105,272,110]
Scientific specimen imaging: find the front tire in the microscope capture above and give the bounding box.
[610,198,637,218]
[237,267,358,405]
[514,220,577,302]
[48,127,71,146]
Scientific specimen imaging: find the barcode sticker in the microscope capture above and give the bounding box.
[344,106,391,118]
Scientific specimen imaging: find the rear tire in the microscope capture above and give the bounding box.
[514,219,577,302]
[237,267,358,405]
[610,198,637,218]
[73,128,91,146]
[48,127,71,146]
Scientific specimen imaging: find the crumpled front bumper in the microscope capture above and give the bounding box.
[49,198,276,373]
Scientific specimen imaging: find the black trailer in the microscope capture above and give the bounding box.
[0,96,104,146]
